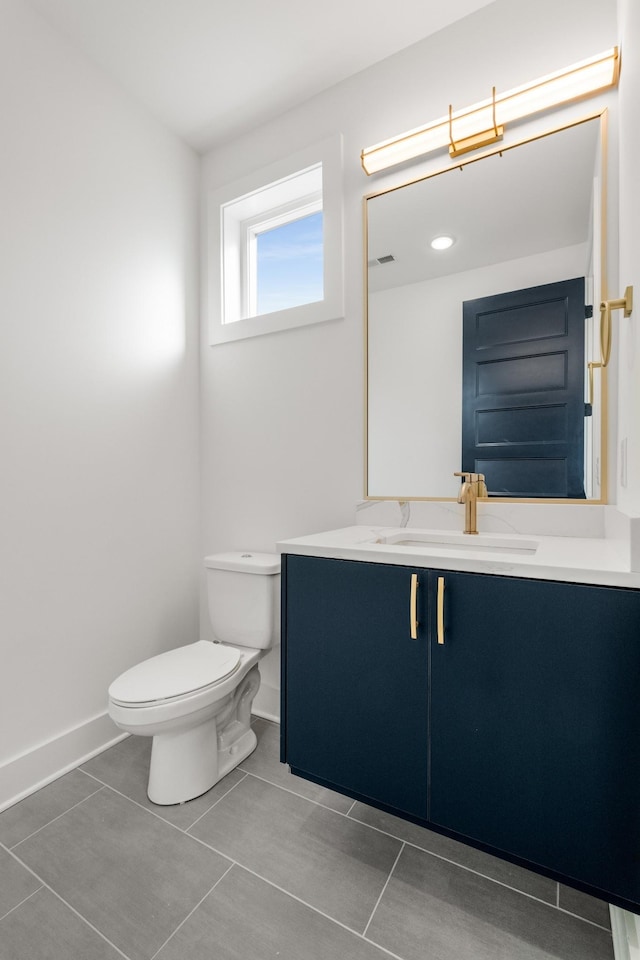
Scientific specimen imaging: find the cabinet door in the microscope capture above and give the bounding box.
[283,555,428,818]
[429,571,640,906]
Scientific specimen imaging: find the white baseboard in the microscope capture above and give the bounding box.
[611,906,640,960]
[252,707,280,724]
[0,712,126,814]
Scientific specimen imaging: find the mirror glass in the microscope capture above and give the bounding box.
[366,116,606,500]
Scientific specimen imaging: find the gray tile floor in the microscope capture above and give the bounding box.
[0,718,614,960]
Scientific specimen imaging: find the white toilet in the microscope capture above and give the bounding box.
[108,552,280,805]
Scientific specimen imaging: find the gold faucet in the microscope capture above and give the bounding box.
[454,472,487,535]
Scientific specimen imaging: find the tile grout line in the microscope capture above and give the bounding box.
[186,773,249,831]
[4,816,609,960]
[241,770,358,817]
[14,735,611,937]
[80,767,249,835]
[67,777,244,868]
[0,884,43,923]
[556,905,613,933]
[82,763,618,934]
[363,842,405,939]
[140,827,406,960]
[342,807,613,928]
[243,770,613,932]
[245,769,551,900]
[229,861,408,960]
[359,934,409,960]
[7,785,105,851]
[80,770,248,833]
[77,737,405,950]
[243,771,574,921]
[227,726,611,926]
[148,861,236,960]
[250,723,614,933]
[97,792,243,881]
[1,844,133,960]
[3,777,401,960]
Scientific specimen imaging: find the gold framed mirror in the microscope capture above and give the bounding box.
[364,110,608,502]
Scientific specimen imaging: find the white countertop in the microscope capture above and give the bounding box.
[277,525,640,589]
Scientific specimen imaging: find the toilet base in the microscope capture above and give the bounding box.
[217,726,258,785]
[147,723,258,805]
[146,666,261,805]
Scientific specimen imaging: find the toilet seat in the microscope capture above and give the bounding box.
[108,641,241,706]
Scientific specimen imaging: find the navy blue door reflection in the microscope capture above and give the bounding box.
[462,277,587,497]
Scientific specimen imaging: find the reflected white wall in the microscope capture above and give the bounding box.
[368,243,587,498]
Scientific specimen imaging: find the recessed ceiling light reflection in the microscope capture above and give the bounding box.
[431,235,455,251]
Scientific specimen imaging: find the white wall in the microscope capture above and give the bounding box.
[0,0,200,805]
[200,0,618,716]
[616,0,640,514]
[612,0,640,897]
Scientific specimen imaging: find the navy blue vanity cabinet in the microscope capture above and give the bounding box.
[429,570,640,909]
[281,554,429,818]
[282,554,640,912]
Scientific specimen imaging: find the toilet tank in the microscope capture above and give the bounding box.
[204,552,280,649]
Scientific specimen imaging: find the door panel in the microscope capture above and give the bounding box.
[429,571,640,904]
[474,457,567,496]
[284,555,429,818]
[476,352,567,396]
[476,405,567,445]
[474,296,570,348]
[463,278,586,497]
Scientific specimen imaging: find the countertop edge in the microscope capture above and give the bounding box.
[277,526,640,590]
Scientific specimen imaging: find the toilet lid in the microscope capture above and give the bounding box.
[108,641,241,705]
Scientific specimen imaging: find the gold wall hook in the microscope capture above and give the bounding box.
[600,285,633,367]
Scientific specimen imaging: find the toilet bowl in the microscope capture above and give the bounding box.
[107,552,280,805]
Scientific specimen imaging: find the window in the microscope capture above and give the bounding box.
[229,165,323,322]
[208,136,343,345]
[252,206,323,316]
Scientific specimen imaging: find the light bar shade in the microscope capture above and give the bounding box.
[361,47,619,174]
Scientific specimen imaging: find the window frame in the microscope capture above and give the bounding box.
[207,135,343,346]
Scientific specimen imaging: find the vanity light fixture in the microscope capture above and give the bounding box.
[431,235,455,250]
[361,47,619,174]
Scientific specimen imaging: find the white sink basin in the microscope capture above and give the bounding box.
[376,530,538,556]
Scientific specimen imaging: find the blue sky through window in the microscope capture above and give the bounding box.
[256,211,323,316]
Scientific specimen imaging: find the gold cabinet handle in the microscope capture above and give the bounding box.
[410,573,418,639]
[437,577,445,645]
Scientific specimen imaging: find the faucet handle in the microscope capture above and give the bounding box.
[454,471,484,482]
[454,472,487,495]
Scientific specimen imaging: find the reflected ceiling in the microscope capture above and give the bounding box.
[368,121,599,294]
